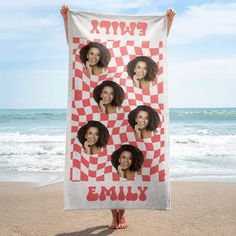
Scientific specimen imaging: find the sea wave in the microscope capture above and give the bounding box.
[0,132,65,172]
[171,134,236,158]
[0,109,66,122]
[170,108,236,122]
[0,132,65,143]
[1,108,236,181]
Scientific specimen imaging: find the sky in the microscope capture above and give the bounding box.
[0,0,235,109]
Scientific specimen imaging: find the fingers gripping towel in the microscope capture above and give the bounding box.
[64,10,170,210]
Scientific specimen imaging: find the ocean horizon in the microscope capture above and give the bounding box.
[0,108,236,183]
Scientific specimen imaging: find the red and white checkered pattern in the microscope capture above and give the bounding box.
[68,37,167,182]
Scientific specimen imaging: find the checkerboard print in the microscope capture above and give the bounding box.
[69,37,167,182]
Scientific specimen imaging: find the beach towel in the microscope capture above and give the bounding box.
[64,10,170,210]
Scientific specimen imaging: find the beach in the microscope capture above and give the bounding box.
[1,109,236,235]
[1,0,236,234]
[1,181,236,236]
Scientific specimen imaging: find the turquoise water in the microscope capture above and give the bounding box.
[170,108,236,122]
[0,108,236,182]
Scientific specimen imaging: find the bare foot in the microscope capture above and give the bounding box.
[118,216,128,229]
[109,210,119,229]
[109,218,118,229]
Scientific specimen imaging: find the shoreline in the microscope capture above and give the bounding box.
[0,171,64,182]
[1,170,236,184]
[1,181,236,235]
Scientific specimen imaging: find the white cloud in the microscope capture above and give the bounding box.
[0,0,60,7]
[73,0,151,10]
[0,0,151,10]
[0,0,152,39]
[169,2,236,43]
[1,1,235,108]
[0,13,58,30]
[168,58,236,107]
[0,69,67,79]
[169,58,236,81]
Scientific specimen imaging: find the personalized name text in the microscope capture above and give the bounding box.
[87,186,148,201]
[90,20,148,36]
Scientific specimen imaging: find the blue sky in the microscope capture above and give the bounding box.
[0,0,235,108]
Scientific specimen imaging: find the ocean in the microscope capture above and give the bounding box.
[0,108,236,183]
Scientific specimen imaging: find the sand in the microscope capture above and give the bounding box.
[0,181,236,236]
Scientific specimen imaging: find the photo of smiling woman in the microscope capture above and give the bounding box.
[93,80,125,114]
[77,120,109,155]
[79,42,111,76]
[128,105,160,139]
[127,56,158,89]
[111,144,144,180]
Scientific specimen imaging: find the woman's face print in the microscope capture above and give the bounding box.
[85,127,99,145]
[119,151,132,170]
[87,47,100,66]
[134,61,148,80]
[135,111,149,129]
[100,86,114,105]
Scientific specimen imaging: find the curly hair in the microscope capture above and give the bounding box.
[111,144,144,172]
[127,56,158,82]
[77,120,109,148]
[79,42,111,68]
[93,80,125,107]
[128,105,160,131]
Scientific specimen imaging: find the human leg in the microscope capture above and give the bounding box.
[118,209,127,229]
[109,209,119,229]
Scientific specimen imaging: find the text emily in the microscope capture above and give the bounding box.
[90,20,148,36]
[87,186,148,201]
